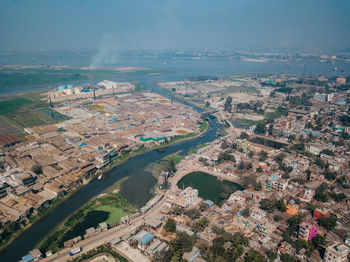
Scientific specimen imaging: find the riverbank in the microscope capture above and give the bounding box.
[37,193,135,254]
[0,76,220,261]
[30,120,209,254]
[0,185,81,251]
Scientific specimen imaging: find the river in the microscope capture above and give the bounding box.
[1,56,349,261]
[0,78,220,262]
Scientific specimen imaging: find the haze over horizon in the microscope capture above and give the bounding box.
[1,0,350,52]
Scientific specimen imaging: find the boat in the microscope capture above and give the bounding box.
[98,174,102,180]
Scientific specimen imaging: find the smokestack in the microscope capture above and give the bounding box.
[91,65,96,101]
[49,94,53,108]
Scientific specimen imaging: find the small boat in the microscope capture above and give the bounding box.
[98,174,102,180]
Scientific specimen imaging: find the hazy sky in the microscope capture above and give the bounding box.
[1,0,349,52]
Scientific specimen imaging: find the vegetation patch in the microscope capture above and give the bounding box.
[0,98,34,114]
[94,205,130,225]
[249,137,288,149]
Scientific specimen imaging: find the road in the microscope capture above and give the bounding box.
[43,188,170,261]
[42,144,237,262]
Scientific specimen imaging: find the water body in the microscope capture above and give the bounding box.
[59,210,109,248]
[1,55,350,97]
[0,79,220,262]
[0,56,347,260]
[177,171,242,205]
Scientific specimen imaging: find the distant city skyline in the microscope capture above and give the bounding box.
[0,0,350,52]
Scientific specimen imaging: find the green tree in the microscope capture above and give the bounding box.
[241,208,250,217]
[280,253,295,262]
[168,158,176,172]
[169,232,195,259]
[268,123,274,136]
[318,215,337,231]
[254,123,267,135]
[259,150,268,161]
[274,199,286,212]
[244,250,266,262]
[164,218,176,232]
[185,209,201,220]
[240,132,249,139]
[31,164,42,175]
[267,250,277,261]
[224,96,233,112]
[286,215,302,235]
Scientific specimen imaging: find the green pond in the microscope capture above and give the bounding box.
[177,171,243,205]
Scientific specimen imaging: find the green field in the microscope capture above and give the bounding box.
[94,205,130,224]
[0,98,34,114]
[0,93,67,135]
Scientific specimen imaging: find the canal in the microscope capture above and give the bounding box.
[0,79,220,262]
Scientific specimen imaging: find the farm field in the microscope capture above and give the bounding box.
[0,92,66,135]
[0,116,21,136]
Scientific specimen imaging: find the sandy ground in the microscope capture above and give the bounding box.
[88,254,116,262]
[114,242,150,262]
[229,92,259,103]
[233,113,264,121]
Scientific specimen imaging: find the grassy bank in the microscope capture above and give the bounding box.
[37,193,135,253]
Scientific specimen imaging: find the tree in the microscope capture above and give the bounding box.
[330,192,346,202]
[318,215,337,231]
[168,158,176,172]
[164,218,176,232]
[305,169,311,181]
[192,217,209,232]
[274,199,286,212]
[217,151,236,164]
[323,170,337,181]
[267,250,278,261]
[256,166,263,173]
[244,250,266,262]
[240,132,249,139]
[169,232,195,259]
[224,96,233,112]
[185,209,201,220]
[268,123,274,136]
[260,199,275,213]
[286,215,302,235]
[254,123,267,135]
[280,253,295,262]
[241,208,250,217]
[31,164,42,175]
[312,234,327,251]
[259,150,268,161]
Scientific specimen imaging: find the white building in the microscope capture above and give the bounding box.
[324,243,349,262]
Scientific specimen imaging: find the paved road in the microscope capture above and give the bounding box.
[42,153,233,262]
[43,192,169,262]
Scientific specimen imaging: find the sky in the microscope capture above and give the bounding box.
[0,0,350,52]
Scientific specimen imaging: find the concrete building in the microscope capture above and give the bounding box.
[298,222,318,242]
[305,143,326,155]
[324,242,349,262]
[266,176,288,191]
[174,187,199,207]
[314,93,327,102]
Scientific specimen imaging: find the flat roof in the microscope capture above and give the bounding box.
[139,232,155,246]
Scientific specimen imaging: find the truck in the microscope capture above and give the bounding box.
[69,247,82,256]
